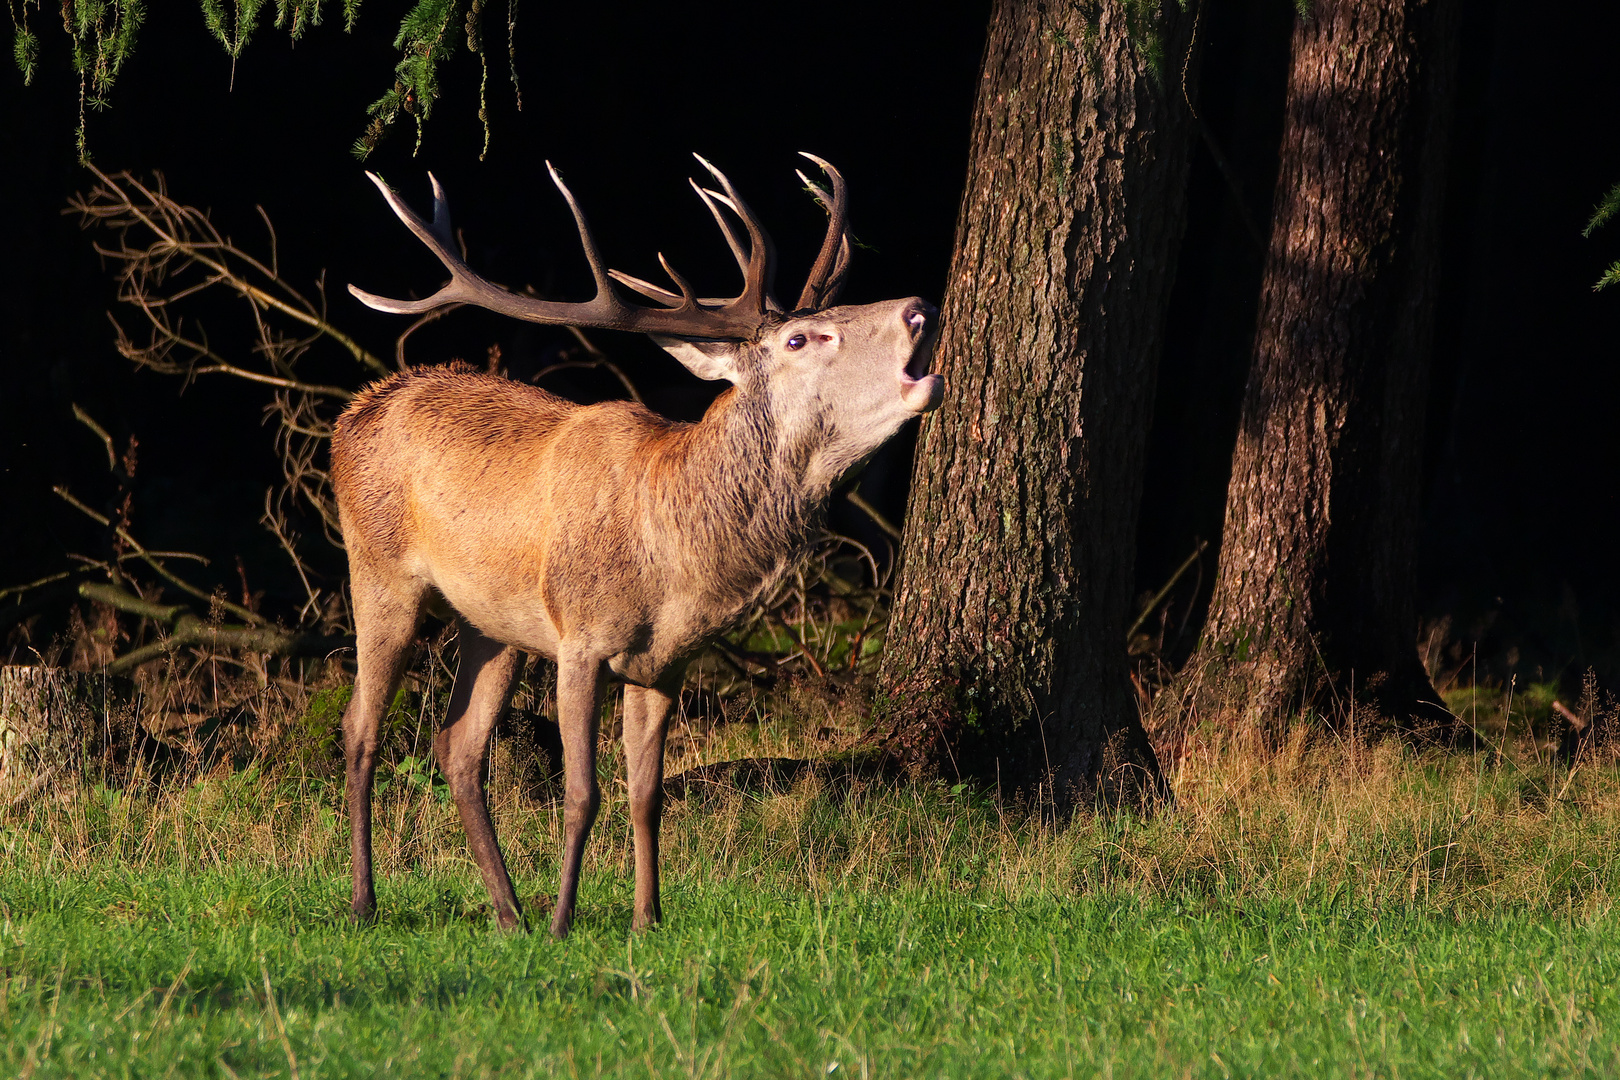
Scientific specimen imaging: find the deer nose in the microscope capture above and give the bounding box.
[903,299,938,339]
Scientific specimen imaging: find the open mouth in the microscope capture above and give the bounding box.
[898,334,944,414]
[904,335,936,382]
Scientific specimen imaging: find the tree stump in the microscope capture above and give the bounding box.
[0,665,137,805]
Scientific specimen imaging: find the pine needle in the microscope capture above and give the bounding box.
[1584,181,1620,238]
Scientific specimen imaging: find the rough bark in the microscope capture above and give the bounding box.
[1175,0,1460,733]
[879,0,1200,806]
[0,665,136,806]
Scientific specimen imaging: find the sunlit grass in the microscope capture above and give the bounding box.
[4,708,1620,1076]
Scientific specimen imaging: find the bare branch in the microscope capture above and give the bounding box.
[845,485,903,542]
[53,485,265,626]
[71,404,118,471]
[73,165,390,376]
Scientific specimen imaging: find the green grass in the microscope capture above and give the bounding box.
[5,871,1618,1078]
[5,714,1620,1077]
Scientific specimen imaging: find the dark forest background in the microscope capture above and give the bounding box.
[2,0,1617,692]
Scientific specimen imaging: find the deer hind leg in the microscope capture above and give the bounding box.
[342,568,425,922]
[622,681,677,931]
[432,620,525,930]
[550,645,605,939]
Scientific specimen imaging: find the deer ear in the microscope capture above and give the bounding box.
[651,335,744,384]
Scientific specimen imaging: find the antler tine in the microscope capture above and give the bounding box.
[795,170,830,212]
[690,178,749,279]
[427,173,455,247]
[349,172,472,315]
[605,180,769,312]
[608,268,762,310]
[657,253,699,310]
[698,185,784,313]
[795,170,852,299]
[692,154,777,316]
[545,161,615,297]
[608,269,684,308]
[795,152,850,311]
[828,233,852,296]
[796,171,850,286]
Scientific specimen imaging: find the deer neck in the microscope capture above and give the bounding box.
[653,385,833,606]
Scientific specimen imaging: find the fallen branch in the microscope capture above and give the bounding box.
[1553,699,1587,732]
[78,581,188,624]
[76,582,352,674]
[105,619,353,675]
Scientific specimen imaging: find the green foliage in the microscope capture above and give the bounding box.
[9,1,39,85]
[275,0,361,40]
[198,0,359,58]
[354,0,517,160]
[1443,680,1563,742]
[1584,181,1620,291]
[1584,182,1620,237]
[379,752,451,802]
[198,0,265,59]
[353,0,457,159]
[9,0,517,162]
[56,0,147,159]
[282,684,350,774]
[7,671,1618,1074]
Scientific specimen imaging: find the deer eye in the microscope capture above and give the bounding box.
[785,333,807,351]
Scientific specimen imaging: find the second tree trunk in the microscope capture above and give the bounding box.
[1177,0,1460,733]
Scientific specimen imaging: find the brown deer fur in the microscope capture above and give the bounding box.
[335,160,941,937]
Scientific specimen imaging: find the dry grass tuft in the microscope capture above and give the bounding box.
[6,683,1618,925]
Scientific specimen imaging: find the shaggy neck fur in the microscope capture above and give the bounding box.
[647,378,838,612]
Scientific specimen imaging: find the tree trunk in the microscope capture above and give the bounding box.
[0,665,136,805]
[879,0,1200,806]
[1174,0,1460,734]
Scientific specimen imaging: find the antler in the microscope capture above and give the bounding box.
[351,154,854,337]
[349,160,780,341]
[607,155,786,314]
[795,153,851,311]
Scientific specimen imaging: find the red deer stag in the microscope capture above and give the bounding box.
[335,155,942,937]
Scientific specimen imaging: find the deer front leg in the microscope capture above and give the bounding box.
[433,620,525,930]
[621,681,676,931]
[551,645,604,939]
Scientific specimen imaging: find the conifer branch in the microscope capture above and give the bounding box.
[13,1,520,162]
[1585,182,1620,290]
[1583,182,1620,238]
